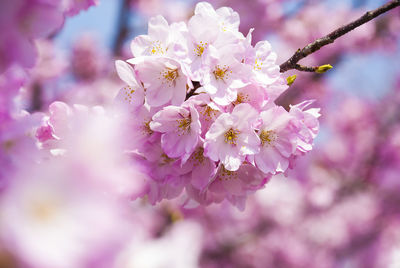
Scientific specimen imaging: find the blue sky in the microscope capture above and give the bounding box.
[55,0,120,49]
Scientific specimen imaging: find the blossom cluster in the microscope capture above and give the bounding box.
[112,2,320,209]
[0,0,98,73]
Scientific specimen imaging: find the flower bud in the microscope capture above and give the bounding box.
[286,75,297,86]
[315,64,333,73]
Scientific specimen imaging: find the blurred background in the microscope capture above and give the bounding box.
[1,0,400,267]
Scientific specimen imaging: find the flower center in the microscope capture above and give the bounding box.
[177,117,191,134]
[194,41,208,56]
[213,65,231,81]
[201,105,219,121]
[2,140,15,151]
[218,165,238,181]
[259,130,277,146]
[254,58,263,70]
[29,198,58,223]
[161,153,175,165]
[122,85,135,103]
[234,92,250,105]
[162,68,179,86]
[224,128,240,145]
[142,120,154,135]
[191,147,205,165]
[150,41,165,55]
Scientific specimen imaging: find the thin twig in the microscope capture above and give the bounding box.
[279,0,400,73]
[294,64,318,72]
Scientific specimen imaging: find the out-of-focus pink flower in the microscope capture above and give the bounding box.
[0,66,27,120]
[0,0,64,73]
[133,0,193,22]
[115,220,203,268]
[31,39,68,81]
[0,159,133,268]
[62,0,98,16]
[71,35,108,82]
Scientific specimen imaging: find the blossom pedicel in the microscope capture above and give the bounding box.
[112,1,320,210]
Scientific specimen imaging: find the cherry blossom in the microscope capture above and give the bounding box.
[204,103,260,171]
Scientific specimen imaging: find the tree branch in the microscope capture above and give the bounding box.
[279,0,400,73]
[185,81,200,100]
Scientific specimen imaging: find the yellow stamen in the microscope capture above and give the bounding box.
[29,199,58,222]
[234,92,250,105]
[142,120,153,135]
[218,165,238,181]
[191,147,205,165]
[161,153,175,165]
[194,41,208,56]
[177,117,191,135]
[163,68,178,81]
[122,85,135,103]
[224,128,240,145]
[213,65,231,81]
[161,68,179,87]
[150,41,165,55]
[254,58,263,70]
[2,140,15,151]
[201,105,219,121]
[259,130,277,146]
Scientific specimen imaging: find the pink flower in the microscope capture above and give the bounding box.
[194,2,242,40]
[204,103,260,171]
[130,15,187,59]
[0,66,27,119]
[289,100,321,154]
[71,35,107,81]
[181,144,217,190]
[247,41,281,86]
[47,101,73,140]
[185,2,244,80]
[252,106,297,174]
[62,0,98,16]
[128,56,190,107]
[150,104,201,158]
[36,122,56,144]
[115,60,145,110]
[0,112,41,185]
[135,142,188,204]
[117,221,203,268]
[229,84,265,112]
[200,45,250,105]
[183,93,222,138]
[0,159,133,268]
[0,0,64,73]
[124,105,161,153]
[201,163,269,210]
